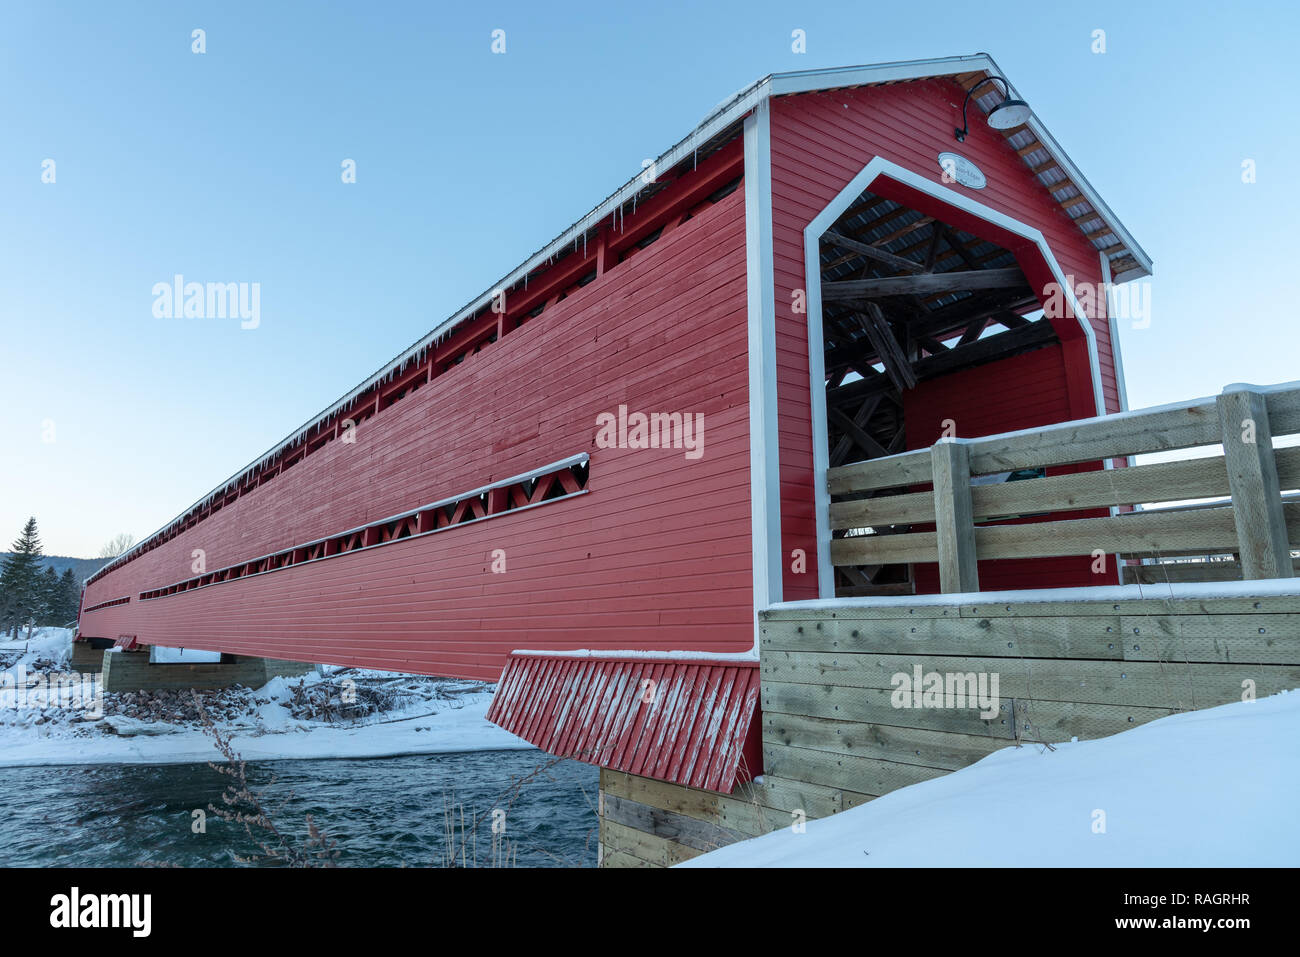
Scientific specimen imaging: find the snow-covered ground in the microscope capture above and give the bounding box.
[0,628,531,768]
[685,691,1300,867]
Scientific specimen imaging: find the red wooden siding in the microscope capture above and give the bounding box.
[768,79,1125,598]
[903,345,1072,446]
[903,345,1118,591]
[79,153,756,681]
[486,654,761,793]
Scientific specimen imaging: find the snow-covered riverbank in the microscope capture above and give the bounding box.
[0,629,531,768]
[684,690,1300,867]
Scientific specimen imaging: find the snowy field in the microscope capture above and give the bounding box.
[0,628,531,768]
[685,690,1300,867]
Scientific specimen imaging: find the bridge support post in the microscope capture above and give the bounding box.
[1217,387,1293,580]
[932,438,979,593]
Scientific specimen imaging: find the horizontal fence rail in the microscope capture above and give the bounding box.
[827,382,1300,592]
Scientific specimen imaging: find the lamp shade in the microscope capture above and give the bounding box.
[987,98,1032,130]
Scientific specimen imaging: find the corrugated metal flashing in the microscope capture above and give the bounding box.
[486,653,761,794]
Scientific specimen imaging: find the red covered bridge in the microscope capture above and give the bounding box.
[79,55,1153,800]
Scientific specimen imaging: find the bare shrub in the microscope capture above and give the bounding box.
[193,690,339,866]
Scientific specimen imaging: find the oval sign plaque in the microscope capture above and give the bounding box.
[937,152,986,189]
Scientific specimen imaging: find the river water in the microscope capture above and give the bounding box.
[0,750,598,868]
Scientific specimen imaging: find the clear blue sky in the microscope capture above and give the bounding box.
[2,0,1297,557]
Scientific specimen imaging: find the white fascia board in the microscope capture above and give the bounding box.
[1112,266,1150,285]
[978,54,1153,280]
[1098,252,1131,415]
[768,54,998,95]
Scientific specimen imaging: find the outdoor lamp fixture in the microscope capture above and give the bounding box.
[954,76,1032,142]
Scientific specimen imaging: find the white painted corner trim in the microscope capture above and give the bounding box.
[802,156,1110,597]
[1099,251,1131,415]
[744,98,782,651]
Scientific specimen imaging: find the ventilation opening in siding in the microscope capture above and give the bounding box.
[87,136,744,593]
[134,454,590,602]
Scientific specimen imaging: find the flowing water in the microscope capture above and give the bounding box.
[0,750,598,868]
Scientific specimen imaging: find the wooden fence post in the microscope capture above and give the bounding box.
[1216,387,1293,579]
[932,439,979,593]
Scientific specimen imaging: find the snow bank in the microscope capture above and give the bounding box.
[0,702,530,768]
[683,691,1300,867]
[0,687,532,769]
[0,629,532,768]
[0,627,73,671]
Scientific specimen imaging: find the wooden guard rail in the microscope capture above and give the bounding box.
[827,382,1300,593]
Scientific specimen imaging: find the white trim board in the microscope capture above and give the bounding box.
[744,99,783,653]
[1100,249,1136,579]
[1099,251,1132,416]
[802,157,1110,598]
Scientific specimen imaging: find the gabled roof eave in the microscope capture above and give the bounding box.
[768,53,1151,281]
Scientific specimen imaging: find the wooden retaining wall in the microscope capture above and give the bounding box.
[759,591,1300,800]
[598,768,871,868]
[600,587,1300,866]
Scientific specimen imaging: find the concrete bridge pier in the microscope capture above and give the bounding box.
[98,648,316,693]
[69,639,111,674]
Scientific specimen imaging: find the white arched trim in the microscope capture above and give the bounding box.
[803,157,1109,597]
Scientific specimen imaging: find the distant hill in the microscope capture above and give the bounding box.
[0,553,109,586]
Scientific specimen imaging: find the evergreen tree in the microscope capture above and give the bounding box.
[0,517,44,639]
[58,568,82,625]
[0,579,15,637]
[38,566,59,626]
